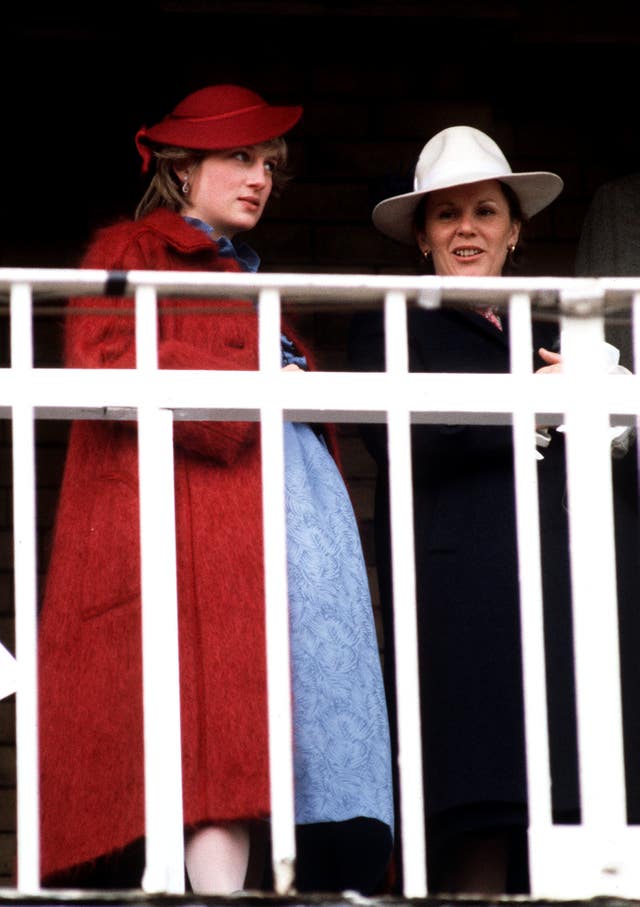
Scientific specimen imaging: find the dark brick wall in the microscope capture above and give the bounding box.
[2,0,639,885]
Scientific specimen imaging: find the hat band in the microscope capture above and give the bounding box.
[167,103,267,125]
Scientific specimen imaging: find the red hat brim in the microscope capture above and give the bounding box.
[144,103,302,151]
[135,85,303,172]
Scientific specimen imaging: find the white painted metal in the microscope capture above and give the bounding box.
[561,310,625,826]
[4,269,640,900]
[557,307,630,893]
[383,291,427,897]
[508,292,554,845]
[134,286,185,894]
[4,267,640,307]
[10,282,41,892]
[8,366,636,424]
[257,288,297,896]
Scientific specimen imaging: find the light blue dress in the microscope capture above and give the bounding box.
[281,337,394,833]
[184,218,393,835]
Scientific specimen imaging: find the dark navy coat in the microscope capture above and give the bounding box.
[348,304,640,869]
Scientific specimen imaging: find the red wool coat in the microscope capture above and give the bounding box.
[38,209,335,881]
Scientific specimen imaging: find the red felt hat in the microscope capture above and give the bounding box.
[135,84,303,172]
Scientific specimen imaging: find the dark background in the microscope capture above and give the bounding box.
[1,0,640,883]
[3,1,640,278]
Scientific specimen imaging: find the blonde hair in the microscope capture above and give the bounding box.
[135,138,291,221]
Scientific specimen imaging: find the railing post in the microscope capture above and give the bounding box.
[135,285,185,894]
[384,290,428,898]
[561,306,626,834]
[508,291,554,893]
[10,282,41,892]
[258,287,297,895]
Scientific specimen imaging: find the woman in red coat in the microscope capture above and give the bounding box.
[38,85,393,895]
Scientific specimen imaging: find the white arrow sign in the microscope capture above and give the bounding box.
[0,642,17,700]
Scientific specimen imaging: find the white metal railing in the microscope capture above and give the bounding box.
[2,268,640,900]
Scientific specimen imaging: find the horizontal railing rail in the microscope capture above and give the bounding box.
[2,269,640,900]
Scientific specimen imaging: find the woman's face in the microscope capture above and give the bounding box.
[177,145,279,238]
[416,179,520,277]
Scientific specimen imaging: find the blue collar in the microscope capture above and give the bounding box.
[183,216,261,272]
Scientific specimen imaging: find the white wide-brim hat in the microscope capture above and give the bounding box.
[372,125,564,245]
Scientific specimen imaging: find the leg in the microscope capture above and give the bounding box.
[436,830,509,895]
[185,822,250,894]
[295,819,392,895]
[245,821,270,890]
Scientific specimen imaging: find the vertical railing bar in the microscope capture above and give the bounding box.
[135,285,185,894]
[384,290,428,897]
[561,311,626,834]
[258,287,296,896]
[508,292,554,892]
[10,282,41,892]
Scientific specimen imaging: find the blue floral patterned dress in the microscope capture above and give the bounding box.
[281,337,393,833]
[185,218,393,836]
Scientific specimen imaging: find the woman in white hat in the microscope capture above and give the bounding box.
[352,125,640,894]
[349,125,627,894]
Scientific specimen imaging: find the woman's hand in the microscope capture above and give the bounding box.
[282,363,303,371]
[535,348,562,434]
[536,347,562,374]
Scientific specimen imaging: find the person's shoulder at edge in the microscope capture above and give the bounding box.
[591,171,640,198]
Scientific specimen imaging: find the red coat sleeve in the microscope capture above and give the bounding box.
[66,226,260,465]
